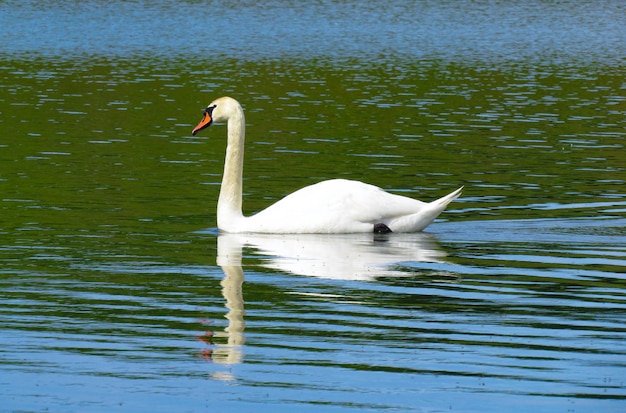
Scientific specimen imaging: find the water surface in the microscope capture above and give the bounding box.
[1,1,625,412]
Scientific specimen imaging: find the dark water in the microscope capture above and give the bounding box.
[1,1,625,412]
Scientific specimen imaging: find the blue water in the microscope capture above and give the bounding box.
[2,0,625,63]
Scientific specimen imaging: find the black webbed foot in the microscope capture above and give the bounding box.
[373,223,393,234]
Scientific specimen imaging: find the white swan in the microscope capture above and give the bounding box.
[192,96,462,234]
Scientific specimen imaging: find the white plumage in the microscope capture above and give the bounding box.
[192,96,462,234]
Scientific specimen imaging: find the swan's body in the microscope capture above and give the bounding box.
[192,97,462,234]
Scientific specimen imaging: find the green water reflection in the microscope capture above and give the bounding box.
[2,56,624,234]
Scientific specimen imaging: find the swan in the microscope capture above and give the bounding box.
[192,96,462,234]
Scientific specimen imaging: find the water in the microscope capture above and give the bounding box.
[1,1,625,412]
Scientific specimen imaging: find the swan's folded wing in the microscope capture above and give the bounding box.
[247,179,427,233]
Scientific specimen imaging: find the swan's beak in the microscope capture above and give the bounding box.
[192,109,213,136]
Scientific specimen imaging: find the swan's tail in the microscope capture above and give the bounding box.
[433,186,463,208]
[390,186,463,232]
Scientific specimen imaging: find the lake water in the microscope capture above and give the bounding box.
[1,1,625,412]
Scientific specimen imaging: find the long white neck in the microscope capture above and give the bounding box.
[217,107,245,231]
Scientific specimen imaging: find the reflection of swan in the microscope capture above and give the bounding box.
[205,231,447,372]
[206,264,245,366]
[199,241,245,368]
[217,232,446,281]
[192,96,462,234]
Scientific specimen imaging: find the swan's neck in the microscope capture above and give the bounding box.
[217,109,245,230]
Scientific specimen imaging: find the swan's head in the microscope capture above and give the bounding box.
[191,96,242,136]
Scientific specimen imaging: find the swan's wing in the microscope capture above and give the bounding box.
[324,180,426,221]
[245,179,427,233]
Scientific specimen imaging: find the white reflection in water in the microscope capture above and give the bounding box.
[206,264,245,369]
[217,232,447,280]
[207,231,448,370]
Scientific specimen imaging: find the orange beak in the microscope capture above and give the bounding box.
[192,110,213,136]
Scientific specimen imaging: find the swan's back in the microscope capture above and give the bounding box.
[232,179,456,234]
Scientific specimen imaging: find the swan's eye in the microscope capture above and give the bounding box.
[202,105,216,116]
